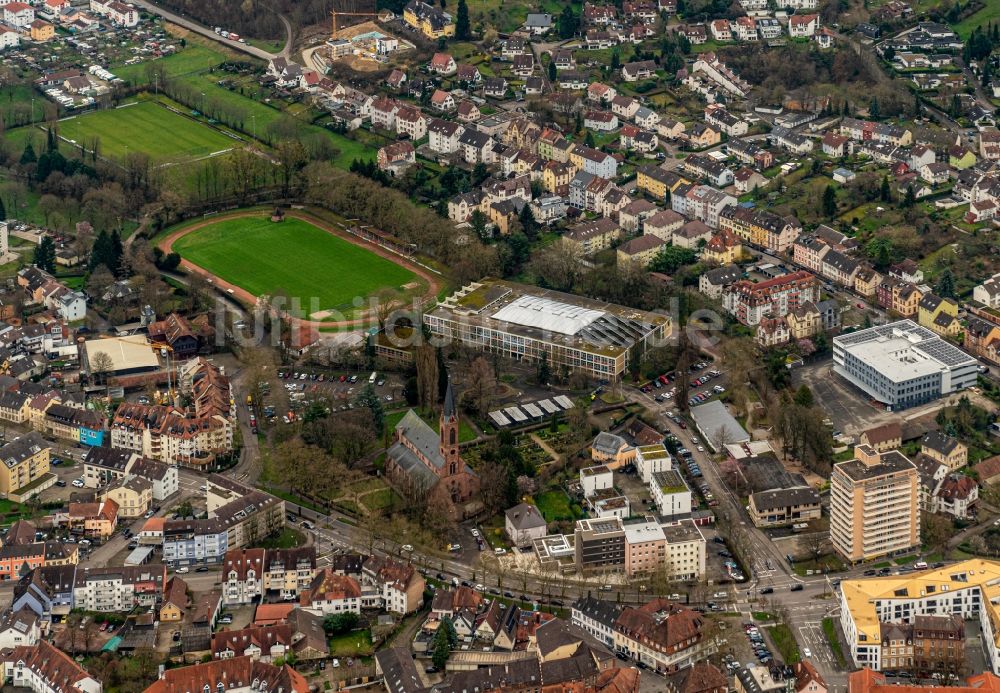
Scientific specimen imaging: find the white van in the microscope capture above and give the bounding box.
[913,561,928,570]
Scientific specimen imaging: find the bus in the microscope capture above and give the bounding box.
[369,371,377,385]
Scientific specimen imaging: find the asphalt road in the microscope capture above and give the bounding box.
[131,0,291,61]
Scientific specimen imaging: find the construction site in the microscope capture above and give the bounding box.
[312,0,414,73]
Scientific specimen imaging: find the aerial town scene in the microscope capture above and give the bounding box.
[0,0,997,691]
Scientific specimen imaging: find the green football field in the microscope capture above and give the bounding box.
[173,216,419,318]
[56,101,237,163]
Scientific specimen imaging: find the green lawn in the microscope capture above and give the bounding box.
[113,44,235,85]
[952,3,1000,39]
[54,101,237,163]
[253,527,306,549]
[534,490,582,522]
[822,618,847,669]
[173,216,417,318]
[767,624,800,664]
[328,629,374,657]
[384,409,477,442]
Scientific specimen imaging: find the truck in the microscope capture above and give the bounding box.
[369,371,377,385]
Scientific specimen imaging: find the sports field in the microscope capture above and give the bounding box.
[173,216,418,318]
[56,101,236,163]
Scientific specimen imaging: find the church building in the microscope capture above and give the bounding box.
[385,380,480,518]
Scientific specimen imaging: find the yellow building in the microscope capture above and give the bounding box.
[160,577,188,622]
[100,475,152,518]
[702,228,742,265]
[30,20,54,42]
[892,283,923,318]
[786,303,822,340]
[403,0,455,40]
[542,161,576,194]
[830,444,919,564]
[920,430,967,472]
[0,433,51,495]
[637,164,686,201]
[617,234,666,268]
[854,267,881,298]
[917,293,959,336]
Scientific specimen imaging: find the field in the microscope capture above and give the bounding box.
[172,216,418,318]
[112,43,235,85]
[953,3,1000,39]
[55,101,237,163]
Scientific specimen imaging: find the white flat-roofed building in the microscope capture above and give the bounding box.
[424,279,671,381]
[649,470,692,519]
[580,465,613,498]
[833,320,977,410]
[636,444,671,483]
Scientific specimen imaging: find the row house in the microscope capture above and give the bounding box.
[727,138,773,168]
[684,154,733,187]
[542,160,576,195]
[965,316,1000,365]
[571,144,618,178]
[855,266,882,298]
[722,271,820,326]
[658,117,686,140]
[770,126,814,154]
[705,107,747,136]
[875,278,923,318]
[822,131,849,157]
[820,249,860,287]
[73,565,166,612]
[223,547,318,605]
[840,117,913,146]
[718,206,801,253]
[360,555,425,615]
[672,184,736,229]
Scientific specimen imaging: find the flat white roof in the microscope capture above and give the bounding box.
[491,295,605,336]
[523,403,544,418]
[86,335,160,372]
[489,411,511,427]
[554,395,575,409]
[505,406,528,422]
[623,521,666,544]
[538,399,560,414]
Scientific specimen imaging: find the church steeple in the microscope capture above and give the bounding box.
[440,374,460,475]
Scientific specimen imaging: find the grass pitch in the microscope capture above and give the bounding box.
[173,216,418,318]
[55,101,237,163]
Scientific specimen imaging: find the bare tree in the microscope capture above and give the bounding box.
[464,356,496,417]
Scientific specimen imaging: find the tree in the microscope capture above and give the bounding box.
[32,236,55,272]
[469,209,490,241]
[880,175,891,202]
[822,185,837,218]
[865,237,894,269]
[935,268,955,299]
[0,195,7,222]
[547,60,557,81]
[431,617,455,669]
[537,351,550,385]
[557,4,579,39]
[455,0,470,39]
[90,351,114,385]
[793,384,814,408]
[19,141,36,166]
[869,97,880,120]
[903,184,916,208]
[649,245,696,274]
[323,612,359,635]
[464,356,496,417]
[354,383,385,436]
[921,511,951,554]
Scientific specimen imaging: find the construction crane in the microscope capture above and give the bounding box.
[331,0,376,36]
[150,341,176,405]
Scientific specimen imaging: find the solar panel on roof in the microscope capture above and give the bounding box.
[489,411,511,427]
[538,399,559,414]
[554,395,575,409]
[505,406,528,422]
[523,403,543,418]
